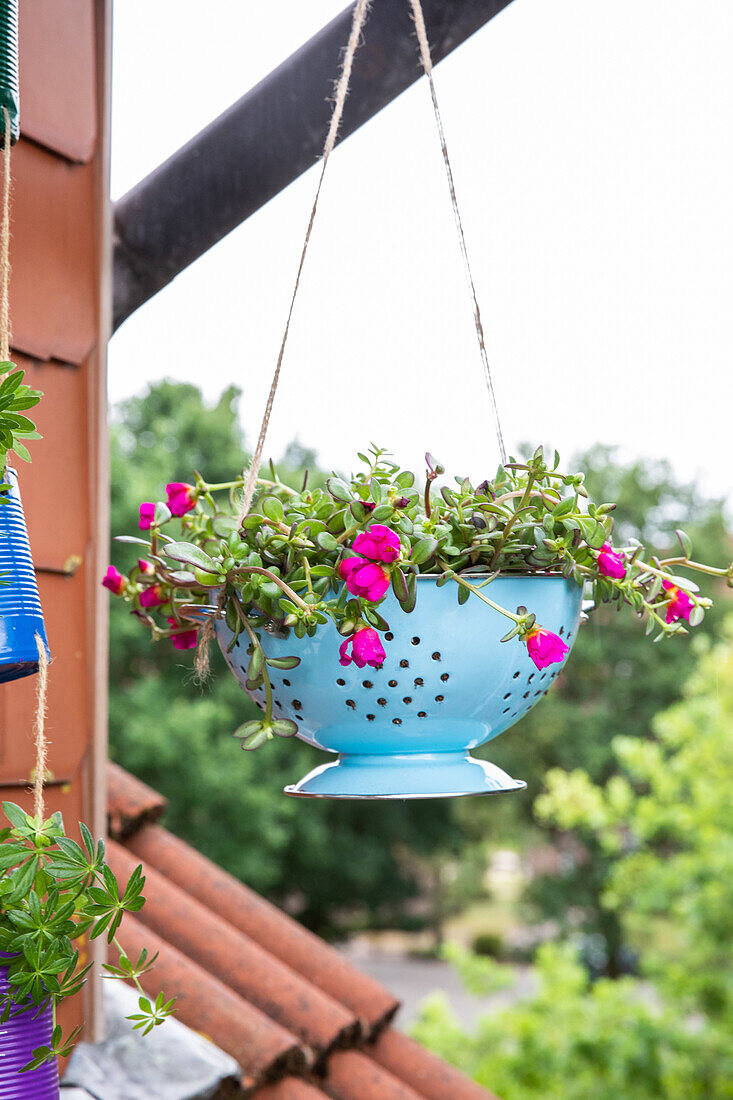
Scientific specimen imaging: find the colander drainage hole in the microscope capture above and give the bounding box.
[528,673,534,683]
[292,699,302,710]
[283,678,291,687]
[389,679,398,688]
[559,625,565,636]
[337,678,346,686]
[503,706,510,714]
[392,718,402,725]
[274,699,282,709]
[414,677,424,686]
[435,694,444,703]
[385,632,394,641]
[346,699,356,710]
[523,691,530,699]
[363,680,373,689]
[403,696,412,705]
[432,651,441,661]
[440,673,449,682]
[513,670,521,679]
[503,692,511,700]
[411,636,420,645]
[377,698,387,706]
[366,714,375,721]
[400,659,410,668]
[418,711,427,718]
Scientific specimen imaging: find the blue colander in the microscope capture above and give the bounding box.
[216,574,583,799]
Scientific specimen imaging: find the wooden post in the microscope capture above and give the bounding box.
[0,0,111,1045]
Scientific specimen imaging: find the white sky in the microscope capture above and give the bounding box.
[110,1,733,503]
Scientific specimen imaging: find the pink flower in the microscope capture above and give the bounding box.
[525,626,569,670]
[338,556,390,601]
[597,542,627,580]
[102,565,125,596]
[139,584,165,609]
[166,482,197,517]
[662,579,693,624]
[167,617,198,650]
[139,502,156,530]
[138,558,155,575]
[353,524,401,564]
[339,628,386,669]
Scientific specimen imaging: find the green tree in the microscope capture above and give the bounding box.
[413,626,733,1098]
[108,381,455,935]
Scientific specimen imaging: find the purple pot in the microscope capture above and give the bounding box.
[0,963,58,1098]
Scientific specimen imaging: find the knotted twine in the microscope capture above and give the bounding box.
[0,108,50,819]
[197,0,510,674]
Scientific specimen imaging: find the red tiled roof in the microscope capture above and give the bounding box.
[107,764,500,1099]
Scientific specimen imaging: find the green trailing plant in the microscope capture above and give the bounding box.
[0,802,173,1072]
[104,445,732,749]
[0,363,42,480]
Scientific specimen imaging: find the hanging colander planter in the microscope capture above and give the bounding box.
[0,468,50,683]
[0,958,58,1099]
[105,0,732,801]
[217,575,582,798]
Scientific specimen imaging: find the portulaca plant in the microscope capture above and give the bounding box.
[104,446,732,749]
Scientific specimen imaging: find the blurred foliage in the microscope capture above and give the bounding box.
[108,381,457,936]
[463,446,732,972]
[414,629,733,1096]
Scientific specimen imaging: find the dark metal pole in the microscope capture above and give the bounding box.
[113,0,515,330]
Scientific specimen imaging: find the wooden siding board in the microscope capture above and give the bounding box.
[19,0,97,163]
[9,143,98,364]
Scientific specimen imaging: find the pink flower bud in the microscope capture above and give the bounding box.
[597,542,627,580]
[338,556,390,601]
[137,558,155,575]
[166,482,197,517]
[139,584,165,609]
[166,616,198,650]
[101,565,126,596]
[139,502,156,530]
[662,579,693,624]
[525,626,569,670]
[338,627,386,669]
[353,524,401,564]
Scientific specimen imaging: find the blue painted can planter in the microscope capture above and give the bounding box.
[0,468,50,683]
[0,961,58,1098]
[217,575,583,799]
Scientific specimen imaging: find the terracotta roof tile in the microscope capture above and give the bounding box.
[114,917,308,1093]
[108,841,361,1060]
[370,1030,501,1100]
[124,822,399,1036]
[320,1051,424,1100]
[256,1080,330,1100]
[107,766,500,1100]
[107,763,167,839]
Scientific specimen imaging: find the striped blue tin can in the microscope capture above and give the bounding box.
[0,468,50,683]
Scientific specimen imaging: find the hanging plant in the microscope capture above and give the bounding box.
[104,445,732,798]
[0,801,174,1086]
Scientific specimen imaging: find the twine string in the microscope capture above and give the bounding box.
[0,113,50,819]
[33,634,49,821]
[0,106,11,377]
[236,0,373,527]
[408,0,506,465]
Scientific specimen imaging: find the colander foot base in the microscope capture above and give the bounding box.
[284,751,526,800]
